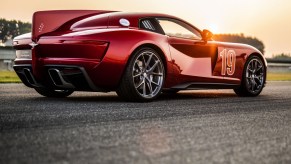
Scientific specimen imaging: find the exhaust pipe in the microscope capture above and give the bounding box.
[23,68,37,85]
[48,69,75,89]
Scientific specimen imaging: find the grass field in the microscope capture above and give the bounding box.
[0,71,21,83]
[267,72,291,81]
[1,71,291,83]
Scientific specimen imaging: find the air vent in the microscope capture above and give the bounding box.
[142,20,155,31]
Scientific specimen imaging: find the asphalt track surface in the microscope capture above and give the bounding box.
[0,82,290,164]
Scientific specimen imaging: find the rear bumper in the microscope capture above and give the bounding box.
[13,34,127,90]
[13,64,107,92]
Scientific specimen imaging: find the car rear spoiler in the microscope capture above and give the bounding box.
[32,10,114,41]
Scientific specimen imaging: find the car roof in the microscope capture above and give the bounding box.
[110,11,179,19]
[106,11,198,30]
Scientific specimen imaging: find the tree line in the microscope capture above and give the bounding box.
[213,33,265,54]
[0,18,31,43]
[0,18,265,54]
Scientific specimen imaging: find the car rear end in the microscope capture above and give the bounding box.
[13,10,113,92]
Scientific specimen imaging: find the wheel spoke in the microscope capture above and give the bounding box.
[140,55,146,71]
[255,74,264,79]
[134,62,142,72]
[135,80,144,89]
[247,66,253,73]
[256,65,263,72]
[150,72,163,76]
[133,73,142,78]
[252,61,255,70]
[142,81,146,96]
[145,54,153,69]
[254,78,262,86]
[146,80,153,95]
[251,75,259,91]
[148,60,159,73]
[254,60,258,70]
[251,81,255,91]
[151,80,159,86]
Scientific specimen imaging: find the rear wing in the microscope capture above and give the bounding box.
[32,10,114,41]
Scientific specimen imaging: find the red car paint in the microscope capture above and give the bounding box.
[13,10,267,93]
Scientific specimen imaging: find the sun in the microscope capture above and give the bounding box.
[208,24,219,34]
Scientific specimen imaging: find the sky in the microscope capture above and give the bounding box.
[1,0,291,57]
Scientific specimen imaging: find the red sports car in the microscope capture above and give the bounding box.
[13,10,267,101]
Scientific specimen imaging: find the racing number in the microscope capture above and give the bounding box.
[220,49,236,76]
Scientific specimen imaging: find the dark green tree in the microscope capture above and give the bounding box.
[213,33,265,54]
[0,18,31,43]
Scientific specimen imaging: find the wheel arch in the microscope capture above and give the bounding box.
[248,52,267,68]
[116,43,168,88]
[127,43,167,74]
[134,43,168,73]
[235,52,267,86]
[116,43,167,101]
[244,52,267,86]
[234,52,267,96]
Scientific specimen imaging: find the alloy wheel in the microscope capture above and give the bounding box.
[245,58,265,94]
[132,50,164,99]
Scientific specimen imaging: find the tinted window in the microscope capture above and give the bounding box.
[157,18,201,40]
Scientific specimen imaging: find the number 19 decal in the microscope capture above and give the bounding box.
[220,49,236,76]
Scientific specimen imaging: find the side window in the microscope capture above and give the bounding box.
[139,18,165,34]
[157,18,201,40]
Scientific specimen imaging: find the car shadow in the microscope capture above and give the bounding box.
[29,90,238,103]
[159,91,237,100]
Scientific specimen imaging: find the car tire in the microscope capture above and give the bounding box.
[234,56,266,97]
[34,87,74,98]
[116,47,165,102]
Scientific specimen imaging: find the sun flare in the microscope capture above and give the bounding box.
[208,24,219,34]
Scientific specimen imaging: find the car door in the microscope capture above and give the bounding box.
[157,18,221,84]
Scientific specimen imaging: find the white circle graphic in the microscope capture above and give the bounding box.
[119,18,130,27]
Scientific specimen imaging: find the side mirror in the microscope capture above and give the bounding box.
[202,29,213,42]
